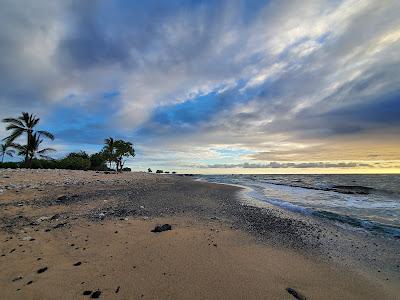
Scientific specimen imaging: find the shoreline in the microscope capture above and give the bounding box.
[0,169,399,299]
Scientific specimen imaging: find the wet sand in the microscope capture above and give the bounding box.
[0,169,398,299]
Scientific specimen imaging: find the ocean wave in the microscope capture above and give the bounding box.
[313,210,400,237]
[258,180,381,195]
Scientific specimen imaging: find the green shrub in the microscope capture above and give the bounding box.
[89,152,107,170]
[0,161,20,169]
[59,156,91,170]
[29,159,58,169]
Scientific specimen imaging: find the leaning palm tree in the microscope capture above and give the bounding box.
[103,137,115,169]
[12,133,55,167]
[2,112,54,164]
[0,143,15,163]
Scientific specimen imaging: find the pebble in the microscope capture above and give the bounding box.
[83,290,92,295]
[37,267,48,274]
[286,287,306,300]
[151,224,172,233]
[73,262,82,266]
[91,290,101,298]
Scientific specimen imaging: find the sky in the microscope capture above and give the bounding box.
[0,0,399,174]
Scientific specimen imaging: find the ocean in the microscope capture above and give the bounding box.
[200,174,400,238]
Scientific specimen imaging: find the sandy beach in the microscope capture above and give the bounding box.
[0,170,398,299]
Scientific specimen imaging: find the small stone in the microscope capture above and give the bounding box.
[73,261,82,266]
[91,290,101,298]
[151,224,172,233]
[115,286,120,293]
[83,290,92,295]
[27,281,33,285]
[286,287,306,300]
[37,267,48,274]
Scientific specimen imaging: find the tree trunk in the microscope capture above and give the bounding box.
[25,130,32,166]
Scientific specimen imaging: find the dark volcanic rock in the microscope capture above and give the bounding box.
[73,261,82,266]
[83,290,92,295]
[53,223,66,229]
[91,290,101,298]
[37,267,48,274]
[286,287,306,300]
[151,224,172,233]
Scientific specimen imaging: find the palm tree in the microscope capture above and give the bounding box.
[0,143,15,163]
[12,133,55,166]
[2,112,54,164]
[103,137,115,169]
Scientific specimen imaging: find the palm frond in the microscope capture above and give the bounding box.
[37,130,55,140]
[32,117,40,127]
[2,118,25,127]
[37,147,55,154]
[10,143,26,151]
[3,128,24,143]
[18,112,31,125]
[5,124,25,131]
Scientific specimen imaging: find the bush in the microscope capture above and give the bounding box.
[90,152,107,170]
[59,156,91,170]
[0,161,20,169]
[156,170,163,173]
[122,167,131,172]
[29,159,58,169]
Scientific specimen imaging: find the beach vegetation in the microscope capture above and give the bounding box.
[1,142,15,163]
[59,151,91,170]
[114,140,135,172]
[2,112,54,166]
[103,137,116,169]
[1,113,135,171]
[89,152,108,170]
[11,132,55,167]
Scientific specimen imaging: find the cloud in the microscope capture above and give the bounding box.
[1,0,399,171]
[203,161,375,169]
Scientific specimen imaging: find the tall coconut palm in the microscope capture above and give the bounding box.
[103,137,116,169]
[12,133,55,166]
[2,112,54,164]
[0,143,15,163]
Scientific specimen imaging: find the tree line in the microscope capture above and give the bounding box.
[1,112,135,171]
